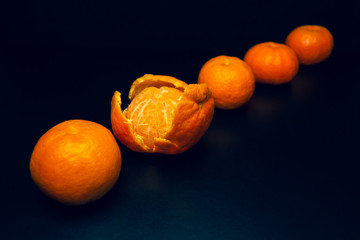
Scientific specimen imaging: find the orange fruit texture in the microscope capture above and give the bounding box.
[30,120,122,205]
[285,25,334,65]
[111,74,215,154]
[198,55,255,110]
[244,42,299,85]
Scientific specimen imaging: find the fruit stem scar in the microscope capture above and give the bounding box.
[223,59,231,66]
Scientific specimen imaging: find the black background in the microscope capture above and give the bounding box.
[1,0,359,239]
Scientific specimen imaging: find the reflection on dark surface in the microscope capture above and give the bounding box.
[247,83,291,122]
[291,71,319,104]
[247,95,285,121]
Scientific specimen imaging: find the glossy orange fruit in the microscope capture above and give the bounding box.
[30,120,122,205]
[285,25,334,65]
[244,42,299,85]
[111,74,215,154]
[198,55,255,110]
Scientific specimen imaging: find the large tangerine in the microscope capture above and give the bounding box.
[30,119,122,205]
[111,74,215,154]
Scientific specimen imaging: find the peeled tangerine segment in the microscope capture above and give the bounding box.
[111,74,215,154]
[124,86,183,149]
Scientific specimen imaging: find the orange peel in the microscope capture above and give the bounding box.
[111,74,215,154]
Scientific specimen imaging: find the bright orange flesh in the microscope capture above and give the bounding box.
[244,42,299,84]
[286,25,334,65]
[111,74,215,154]
[124,86,183,149]
[198,55,255,110]
[30,120,122,205]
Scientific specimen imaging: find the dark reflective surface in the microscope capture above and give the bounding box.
[2,0,359,239]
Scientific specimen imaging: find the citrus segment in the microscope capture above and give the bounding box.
[124,86,183,150]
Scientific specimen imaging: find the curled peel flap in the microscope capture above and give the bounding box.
[164,84,214,150]
[111,91,151,152]
[129,74,187,100]
[183,83,212,103]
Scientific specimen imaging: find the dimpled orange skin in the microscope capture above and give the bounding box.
[30,120,122,205]
[285,25,334,65]
[198,55,255,110]
[111,74,215,154]
[244,42,299,85]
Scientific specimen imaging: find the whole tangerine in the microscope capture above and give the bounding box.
[30,119,122,205]
[198,55,255,110]
[111,74,215,154]
[285,25,334,65]
[244,42,299,85]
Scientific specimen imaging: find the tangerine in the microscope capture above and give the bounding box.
[30,119,122,205]
[285,25,334,65]
[111,74,215,154]
[198,55,255,110]
[244,42,299,84]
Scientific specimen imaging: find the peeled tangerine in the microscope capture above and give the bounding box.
[111,74,215,154]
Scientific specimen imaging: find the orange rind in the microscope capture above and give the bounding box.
[111,74,215,154]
